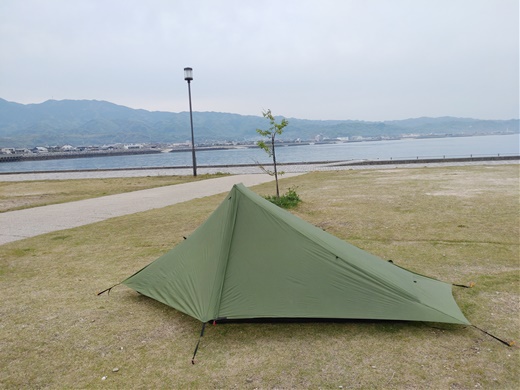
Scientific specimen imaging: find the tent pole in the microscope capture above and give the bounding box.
[191,322,207,364]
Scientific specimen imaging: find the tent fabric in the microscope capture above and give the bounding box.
[122,183,470,326]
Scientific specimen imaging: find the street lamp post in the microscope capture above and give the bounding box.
[184,67,197,176]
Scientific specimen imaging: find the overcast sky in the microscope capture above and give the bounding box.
[1,0,518,121]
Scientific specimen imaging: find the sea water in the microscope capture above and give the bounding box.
[1,134,518,173]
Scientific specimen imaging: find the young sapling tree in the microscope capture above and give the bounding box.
[256,109,289,198]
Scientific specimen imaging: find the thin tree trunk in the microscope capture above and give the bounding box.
[271,135,279,198]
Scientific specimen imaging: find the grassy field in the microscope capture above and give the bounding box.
[1,165,519,389]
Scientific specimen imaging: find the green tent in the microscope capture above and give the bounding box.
[120,183,470,326]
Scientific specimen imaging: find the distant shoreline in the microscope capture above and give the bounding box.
[1,132,517,164]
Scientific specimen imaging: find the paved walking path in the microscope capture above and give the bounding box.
[0,173,302,245]
[1,159,517,245]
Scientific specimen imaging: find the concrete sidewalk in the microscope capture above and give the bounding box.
[0,173,302,245]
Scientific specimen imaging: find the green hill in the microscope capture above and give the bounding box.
[0,98,517,148]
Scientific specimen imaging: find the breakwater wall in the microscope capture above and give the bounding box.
[0,149,162,163]
[337,155,519,166]
[1,155,517,176]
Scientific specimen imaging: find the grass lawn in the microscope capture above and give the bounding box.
[1,164,519,389]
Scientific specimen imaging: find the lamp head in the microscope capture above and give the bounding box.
[184,67,193,81]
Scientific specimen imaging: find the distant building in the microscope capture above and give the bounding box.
[124,144,143,150]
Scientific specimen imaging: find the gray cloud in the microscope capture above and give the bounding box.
[0,0,518,120]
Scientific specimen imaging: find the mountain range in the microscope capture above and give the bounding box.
[1,98,518,148]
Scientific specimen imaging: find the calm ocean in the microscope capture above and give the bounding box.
[1,134,518,173]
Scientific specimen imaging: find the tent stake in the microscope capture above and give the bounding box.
[97,284,119,296]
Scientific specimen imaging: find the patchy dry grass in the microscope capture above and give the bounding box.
[0,174,226,212]
[1,164,519,389]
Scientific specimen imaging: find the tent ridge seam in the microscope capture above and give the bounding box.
[209,185,241,320]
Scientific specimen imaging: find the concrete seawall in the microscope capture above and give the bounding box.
[337,155,519,166]
[1,154,518,175]
[0,149,161,162]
